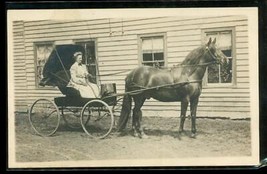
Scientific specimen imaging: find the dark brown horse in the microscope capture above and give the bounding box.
[117,38,227,138]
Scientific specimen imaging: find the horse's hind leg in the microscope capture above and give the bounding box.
[178,99,189,134]
[132,95,146,138]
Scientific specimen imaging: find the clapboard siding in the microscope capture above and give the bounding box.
[12,21,28,112]
[12,16,251,118]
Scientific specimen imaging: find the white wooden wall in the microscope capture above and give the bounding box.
[12,16,250,118]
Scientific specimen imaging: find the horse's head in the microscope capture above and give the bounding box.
[205,37,228,65]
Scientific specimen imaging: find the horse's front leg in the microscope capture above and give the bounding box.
[190,97,199,138]
[178,99,189,134]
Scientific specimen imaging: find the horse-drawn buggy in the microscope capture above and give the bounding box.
[29,38,227,139]
[28,45,120,139]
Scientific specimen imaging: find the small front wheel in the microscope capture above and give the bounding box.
[80,100,114,139]
[28,99,60,136]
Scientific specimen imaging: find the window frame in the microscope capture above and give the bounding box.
[202,27,236,88]
[138,33,167,67]
[73,38,100,86]
[34,41,55,89]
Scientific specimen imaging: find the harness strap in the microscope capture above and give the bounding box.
[101,79,203,100]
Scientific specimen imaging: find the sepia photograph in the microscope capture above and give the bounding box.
[8,8,259,168]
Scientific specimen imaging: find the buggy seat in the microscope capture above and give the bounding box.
[54,83,117,107]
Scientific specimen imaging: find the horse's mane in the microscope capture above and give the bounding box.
[179,45,206,75]
[181,45,205,65]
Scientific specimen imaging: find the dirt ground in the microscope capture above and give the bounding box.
[13,112,251,164]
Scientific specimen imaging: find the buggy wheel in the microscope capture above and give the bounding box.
[28,99,60,136]
[81,99,114,139]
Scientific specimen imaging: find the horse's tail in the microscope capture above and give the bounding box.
[116,76,133,132]
[117,94,132,132]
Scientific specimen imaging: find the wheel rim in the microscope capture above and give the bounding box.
[81,100,114,139]
[29,99,60,136]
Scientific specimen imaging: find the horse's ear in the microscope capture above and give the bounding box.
[212,38,216,44]
[206,37,212,46]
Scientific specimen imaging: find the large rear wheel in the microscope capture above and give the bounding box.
[28,99,60,136]
[80,100,114,139]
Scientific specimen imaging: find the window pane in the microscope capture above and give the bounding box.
[222,49,232,57]
[85,43,96,64]
[208,64,219,83]
[36,45,53,66]
[142,39,153,51]
[154,52,164,61]
[205,33,217,43]
[143,53,153,61]
[220,58,232,83]
[36,44,53,86]
[218,31,231,49]
[87,64,97,83]
[205,31,231,49]
[143,62,153,66]
[152,38,163,50]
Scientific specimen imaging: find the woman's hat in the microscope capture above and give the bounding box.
[73,51,82,58]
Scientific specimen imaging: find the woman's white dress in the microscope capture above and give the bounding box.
[68,62,99,98]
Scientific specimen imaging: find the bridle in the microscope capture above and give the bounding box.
[206,46,219,63]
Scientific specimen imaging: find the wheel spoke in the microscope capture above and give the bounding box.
[81,100,114,139]
[29,99,60,136]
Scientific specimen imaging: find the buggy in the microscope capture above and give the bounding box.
[28,45,120,139]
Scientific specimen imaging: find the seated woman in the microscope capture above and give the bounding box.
[67,52,100,98]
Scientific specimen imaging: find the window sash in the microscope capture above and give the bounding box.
[140,36,165,67]
[204,30,233,85]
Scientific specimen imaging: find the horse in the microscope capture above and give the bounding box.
[117,38,227,138]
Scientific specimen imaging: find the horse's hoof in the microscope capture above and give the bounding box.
[178,130,184,135]
[190,133,196,138]
[133,131,139,138]
[141,133,149,139]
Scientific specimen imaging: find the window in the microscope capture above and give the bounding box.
[204,30,234,85]
[140,35,165,67]
[75,40,99,84]
[35,42,54,87]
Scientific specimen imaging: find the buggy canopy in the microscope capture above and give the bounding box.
[39,44,85,87]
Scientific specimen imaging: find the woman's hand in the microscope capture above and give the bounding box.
[79,81,88,86]
[76,74,85,78]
